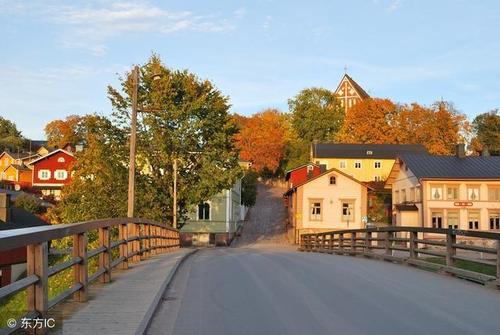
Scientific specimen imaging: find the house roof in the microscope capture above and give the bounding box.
[0,207,50,231]
[395,204,418,211]
[284,163,322,181]
[29,148,74,165]
[3,164,30,172]
[0,151,37,161]
[399,154,500,180]
[311,143,428,159]
[284,167,372,196]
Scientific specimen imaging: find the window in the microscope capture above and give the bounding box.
[468,211,480,230]
[488,187,500,201]
[431,212,443,228]
[446,186,459,200]
[431,186,443,200]
[329,176,336,185]
[366,150,373,155]
[55,170,67,180]
[447,211,459,229]
[374,161,381,169]
[490,212,500,229]
[401,189,407,203]
[306,165,314,172]
[467,187,480,201]
[394,190,400,204]
[310,200,322,221]
[354,161,362,169]
[38,170,50,180]
[339,161,346,169]
[490,213,500,230]
[415,186,421,202]
[341,201,355,222]
[197,202,210,220]
[409,187,415,202]
[57,157,66,163]
[374,176,381,182]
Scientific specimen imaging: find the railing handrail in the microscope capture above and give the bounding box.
[0,217,178,252]
[300,226,500,240]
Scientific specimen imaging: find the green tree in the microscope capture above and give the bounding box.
[241,170,258,207]
[108,55,242,224]
[14,194,43,214]
[472,109,500,155]
[0,116,26,152]
[288,88,344,143]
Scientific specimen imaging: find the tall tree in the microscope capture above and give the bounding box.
[472,109,500,155]
[108,55,241,223]
[233,109,288,175]
[288,87,344,142]
[0,116,25,152]
[44,115,83,148]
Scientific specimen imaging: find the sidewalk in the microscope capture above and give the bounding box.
[52,249,194,335]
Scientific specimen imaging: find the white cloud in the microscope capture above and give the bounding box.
[387,0,402,12]
[262,15,272,30]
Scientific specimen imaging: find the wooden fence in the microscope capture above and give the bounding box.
[299,227,500,287]
[0,218,180,334]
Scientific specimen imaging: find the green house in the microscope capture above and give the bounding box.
[180,179,246,246]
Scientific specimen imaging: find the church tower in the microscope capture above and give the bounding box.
[334,73,370,111]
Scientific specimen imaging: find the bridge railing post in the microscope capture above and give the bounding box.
[339,233,344,253]
[119,223,129,269]
[385,231,392,256]
[26,242,48,333]
[364,231,372,255]
[409,230,417,260]
[446,229,456,267]
[99,227,111,283]
[351,232,356,253]
[73,233,88,302]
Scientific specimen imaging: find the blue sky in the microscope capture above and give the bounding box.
[1,0,499,139]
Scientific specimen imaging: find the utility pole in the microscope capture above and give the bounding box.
[127,66,139,218]
[173,157,177,229]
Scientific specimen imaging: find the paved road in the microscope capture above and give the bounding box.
[147,184,500,335]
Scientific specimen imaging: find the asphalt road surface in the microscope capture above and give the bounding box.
[147,184,500,335]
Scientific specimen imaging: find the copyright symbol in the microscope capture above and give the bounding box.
[7,318,17,328]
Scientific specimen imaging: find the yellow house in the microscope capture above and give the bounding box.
[311,143,428,182]
[285,168,370,243]
[0,152,39,180]
[386,147,500,231]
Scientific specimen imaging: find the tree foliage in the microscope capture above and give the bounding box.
[288,87,344,142]
[0,116,26,152]
[241,170,258,207]
[337,98,469,155]
[233,109,288,175]
[14,194,43,214]
[44,115,83,148]
[472,109,500,155]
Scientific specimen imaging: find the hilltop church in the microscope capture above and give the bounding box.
[333,73,370,110]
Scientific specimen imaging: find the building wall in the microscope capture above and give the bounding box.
[0,155,14,180]
[296,172,367,233]
[32,151,74,186]
[312,158,395,182]
[392,166,424,227]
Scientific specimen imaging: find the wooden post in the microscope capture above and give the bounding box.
[339,233,344,253]
[385,232,391,255]
[409,231,417,259]
[73,233,88,302]
[127,223,138,263]
[364,231,372,254]
[351,232,356,253]
[119,223,128,269]
[99,227,111,283]
[143,224,150,259]
[27,242,48,333]
[446,229,456,267]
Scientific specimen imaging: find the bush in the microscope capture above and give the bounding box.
[14,193,43,214]
[241,170,258,207]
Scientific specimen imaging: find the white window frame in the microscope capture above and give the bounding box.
[38,169,51,180]
[374,161,381,169]
[354,161,362,169]
[197,202,211,221]
[54,169,68,180]
[57,157,66,163]
[467,186,480,201]
[309,199,323,221]
[430,186,443,200]
[341,200,355,222]
[339,160,347,169]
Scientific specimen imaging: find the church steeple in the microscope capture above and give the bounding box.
[334,73,369,111]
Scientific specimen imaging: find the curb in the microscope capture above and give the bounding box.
[135,248,199,335]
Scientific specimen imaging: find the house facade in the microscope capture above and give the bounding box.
[386,148,500,231]
[311,143,428,182]
[285,168,369,243]
[333,74,370,111]
[181,179,245,246]
[30,149,75,199]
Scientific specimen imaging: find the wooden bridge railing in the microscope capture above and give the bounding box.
[0,217,180,334]
[299,227,500,287]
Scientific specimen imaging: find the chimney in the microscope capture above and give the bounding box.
[455,143,465,158]
[0,192,11,223]
[482,146,490,157]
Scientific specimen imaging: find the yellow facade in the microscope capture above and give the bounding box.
[312,157,395,182]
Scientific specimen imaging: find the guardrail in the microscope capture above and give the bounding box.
[0,218,180,334]
[299,227,500,287]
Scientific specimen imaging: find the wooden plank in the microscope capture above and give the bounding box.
[72,233,88,302]
[99,227,111,283]
[48,257,81,277]
[0,275,38,300]
[26,242,48,334]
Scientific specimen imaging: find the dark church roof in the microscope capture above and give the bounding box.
[344,74,370,99]
[400,154,500,179]
[312,143,428,159]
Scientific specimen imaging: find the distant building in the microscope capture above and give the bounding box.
[311,143,428,182]
[284,163,323,189]
[334,74,370,111]
[386,144,500,230]
[30,149,75,200]
[0,193,49,287]
[284,168,370,243]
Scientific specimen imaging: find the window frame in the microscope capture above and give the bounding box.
[467,210,480,230]
[447,210,459,229]
[489,212,500,230]
[354,161,362,169]
[488,187,500,201]
[54,169,68,180]
[374,161,381,169]
[38,169,51,180]
[309,199,323,221]
[446,185,459,201]
[431,211,443,229]
[329,175,336,185]
[430,185,443,200]
[339,160,347,169]
[197,202,211,221]
[340,199,355,222]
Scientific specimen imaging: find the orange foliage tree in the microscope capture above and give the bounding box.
[337,98,469,155]
[233,109,289,174]
[44,115,83,148]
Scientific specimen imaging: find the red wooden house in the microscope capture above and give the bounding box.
[284,163,323,189]
[30,149,75,200]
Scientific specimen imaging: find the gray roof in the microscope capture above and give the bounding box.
[312,143,428,159]
[0,207,50,231]
[400,154,500,179]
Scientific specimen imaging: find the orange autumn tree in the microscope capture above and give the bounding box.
[233,109,288,174]
[337,98,468,155]
[45,115,83,148]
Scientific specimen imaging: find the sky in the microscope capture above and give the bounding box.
[1,0,499,139]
